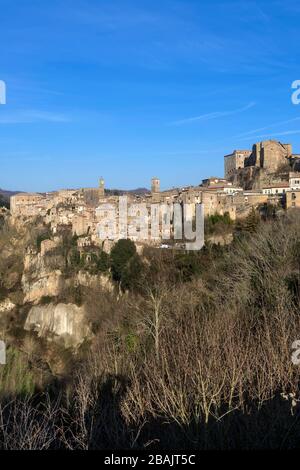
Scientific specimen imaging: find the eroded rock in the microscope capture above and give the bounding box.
[24,303,91,347]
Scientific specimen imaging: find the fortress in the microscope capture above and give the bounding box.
[224,140,297,190]
[8,139,300,250]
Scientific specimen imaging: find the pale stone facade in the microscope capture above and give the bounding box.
[10,193,46,216]
[262,183,290,195]
[289,172,300,190]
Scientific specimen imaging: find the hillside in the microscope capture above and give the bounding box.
[105,187,150,196]
[0,189,22,198]
[0,210,300,448]
[0,187,150,210]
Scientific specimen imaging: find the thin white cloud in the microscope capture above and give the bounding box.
[238,129,300,142]
[235,117,300,138]
[0,110,71,124]
[169,102,255,126]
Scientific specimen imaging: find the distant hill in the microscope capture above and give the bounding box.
[0,189,24,209]
[0,187,151,207]
[0,188,21,199]
[105,187,150,196]
[1,187,150,196]
[128,187,150,194]
[0,193,9,209]
[0,187,151,209]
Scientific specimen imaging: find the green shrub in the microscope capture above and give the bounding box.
[120,254,144,291]
[110,239,137,283]
[174,252,202,282]
[0,347,35,398]
[40,296,53,305]
[205,212,233,235]
[96,251,110,273]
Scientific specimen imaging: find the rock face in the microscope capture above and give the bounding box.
[22,239,113,303]
[25,303,91,347]
[22,269,63,303]
[22,242,65,303]
[75,270,114,292]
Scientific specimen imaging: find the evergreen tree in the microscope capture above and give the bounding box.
[110,239,137,282]
[243,208,260,233]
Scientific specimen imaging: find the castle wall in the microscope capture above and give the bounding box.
[259,140,290,172]
[224,151,251,179]
[229,140,294,190]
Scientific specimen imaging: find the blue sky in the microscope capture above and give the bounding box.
[1,0,300,192]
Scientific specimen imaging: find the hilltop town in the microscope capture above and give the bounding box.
[2,0,300,453]
[6,138,300,252]
[1,137,300,350]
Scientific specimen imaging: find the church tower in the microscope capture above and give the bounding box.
[151,177,160,194]
[99,177,105,197]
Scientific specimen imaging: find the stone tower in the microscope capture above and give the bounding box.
[99,177,105,197]
[151,177,160,194]
[251,140,292,173]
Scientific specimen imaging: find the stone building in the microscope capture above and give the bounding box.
[9,153,300,251]
[289,172,300,190]
[99,177,105,197]
[224,150,252,179]
[151,177,160,194]
[286,190,300,209]
[245,140,292,173]
[10,193,46,216]
[201,177,243,194]
[225,140,298,190]
[262,182,290,195]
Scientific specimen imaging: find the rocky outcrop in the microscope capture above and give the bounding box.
[22,269,63,303]
[75,270,114,292]
[22,239,114,303]
[22,242,65,303]
[24,303,91,347]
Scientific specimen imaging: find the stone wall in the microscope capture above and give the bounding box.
[224,150,251,179]
[245,140,291,173]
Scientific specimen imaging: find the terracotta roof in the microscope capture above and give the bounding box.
[262,183,289,189]
[13,192,42,197]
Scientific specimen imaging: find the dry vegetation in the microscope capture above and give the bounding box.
[0,211,300,449]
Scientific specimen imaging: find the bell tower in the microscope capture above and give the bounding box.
[151,177,160,194]
[99,177,105,197]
